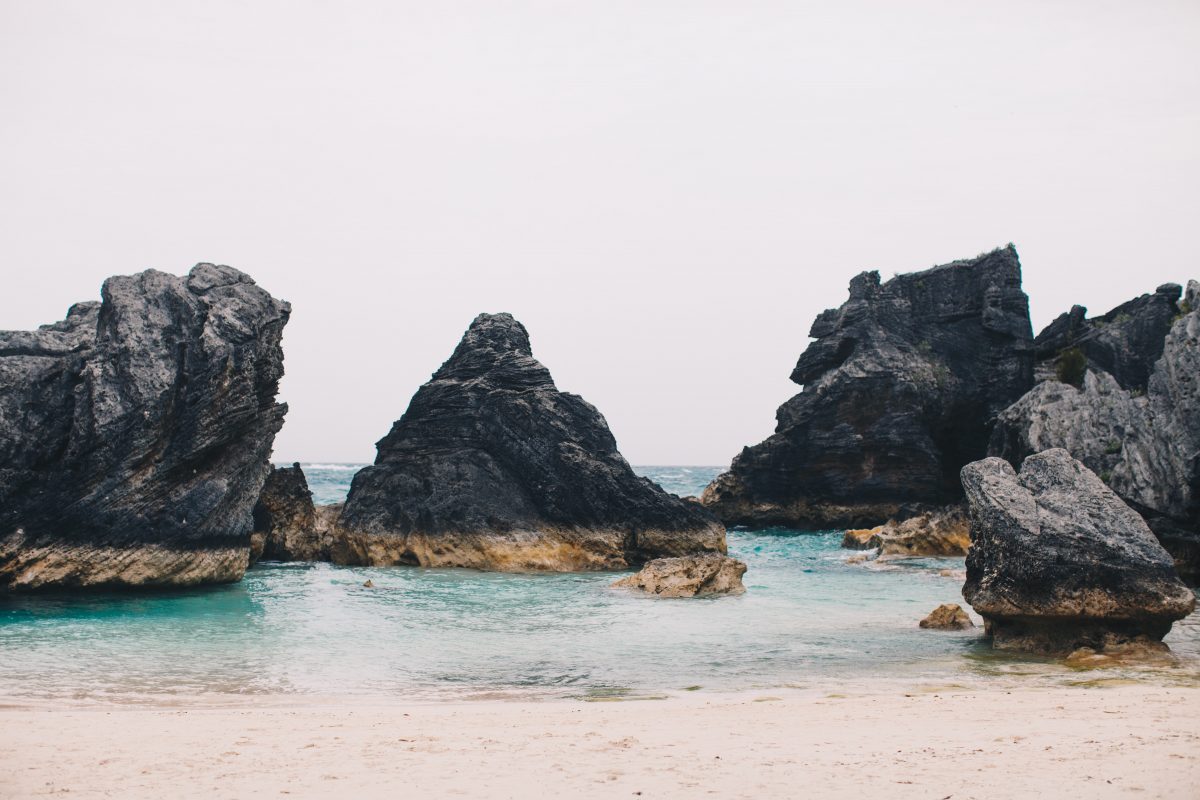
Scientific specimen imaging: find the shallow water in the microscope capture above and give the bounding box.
[1,465,1197,703]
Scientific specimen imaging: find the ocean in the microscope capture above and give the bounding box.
[1,465,1197,703]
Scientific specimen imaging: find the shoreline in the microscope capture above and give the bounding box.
[3,684,1199,799]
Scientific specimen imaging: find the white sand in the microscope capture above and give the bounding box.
[3,685,1199,799]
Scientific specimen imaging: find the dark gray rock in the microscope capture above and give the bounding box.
[992,280,1199,582]
[960,449,1195,654]
[701,246,1034,528]
[336,313,726,571]
[252,463,336,563]
[1033,283,1182,391]
[0,265,289,589]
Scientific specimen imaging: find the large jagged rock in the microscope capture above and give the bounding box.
[1032,283,1182,390]
[251,463,341,563]
[992,280,1200,582]
[0,265,289,590]
[336,313,727,571]
[960,449,1195,655]
[612,553,747,597]
[702,246,1033,528]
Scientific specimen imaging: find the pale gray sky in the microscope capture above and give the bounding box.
[2,1,1198,464]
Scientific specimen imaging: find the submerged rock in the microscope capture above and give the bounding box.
[919,604,974,630]
[992,280,1200,582]
[612,553,747,597]
[336,313,726,571]
[702,246,1033,529]
[960,449,1195,655]
[1063,637,1175,669]
[0,265,289,590]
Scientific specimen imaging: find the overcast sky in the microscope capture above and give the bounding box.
[2,1,1198,465]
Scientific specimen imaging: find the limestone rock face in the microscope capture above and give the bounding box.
[252,464,339,563]
[337,313,727,571]
[702,247,1033,529]
[0,265,289,590]
[919,604,974,630]
[992,280,1200,582]
[960,449,1194,654]
[611,553,747,597]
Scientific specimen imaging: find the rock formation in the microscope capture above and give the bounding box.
[336,313,727,571]
[919,604,974,630]
[1031,283,1182,390]
[839,507,969,557]
[992,280,1200,582]
[251,464,343,563]
[0,264,289,590]
[960,449,1194,655]
[702,246,1034,529]
[612,553,747,597]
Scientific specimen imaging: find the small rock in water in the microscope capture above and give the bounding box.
[841,528,881,550]
[612,554,747,598]
[919,604,974,630]
[874,508,970,557]
[362,579,374,588]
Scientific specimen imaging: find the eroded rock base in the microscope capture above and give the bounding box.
[330,525,726,572]
[0,534,247,590]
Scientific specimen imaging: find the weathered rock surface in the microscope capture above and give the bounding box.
[992,280,1200,582]
[702,247,1033,529]
[1032,283,1182,390]
[251,464,342,562]
[919,603,974,630]
[840,507,969,557]
[841,528,878,550]
[960,449,1195,654]
[336,313,727,571]
[0,264,289,590]
[611,553,747,597]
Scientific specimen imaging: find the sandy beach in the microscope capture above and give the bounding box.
[3,684,1198,799]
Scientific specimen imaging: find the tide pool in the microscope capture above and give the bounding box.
[1,466,1197,703]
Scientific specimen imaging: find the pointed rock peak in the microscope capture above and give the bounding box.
[434,312,554,387]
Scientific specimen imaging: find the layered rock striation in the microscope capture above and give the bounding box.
[960,449,1194,654]
[0,265,289,589]
[336,313,726,571]
[702,246,1034,528]
[992,280,1200,581]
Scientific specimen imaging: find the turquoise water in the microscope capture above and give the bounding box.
[1,465,1197,703]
